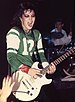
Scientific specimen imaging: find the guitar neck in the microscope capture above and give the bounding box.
[41,47,75,75]
[53,47,74,66]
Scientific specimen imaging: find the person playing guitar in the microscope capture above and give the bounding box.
[6,1,56,102]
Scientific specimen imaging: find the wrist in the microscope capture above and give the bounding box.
[0,96,7,102]
[19,64,30,73]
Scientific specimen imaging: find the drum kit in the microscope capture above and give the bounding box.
[43,32,75,76]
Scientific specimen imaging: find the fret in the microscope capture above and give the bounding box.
[40,47,75,74]
[66,52,70,56]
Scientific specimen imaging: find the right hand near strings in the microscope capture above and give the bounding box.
[28,68,41,79]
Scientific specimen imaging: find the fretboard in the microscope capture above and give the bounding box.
[41,47,75,75]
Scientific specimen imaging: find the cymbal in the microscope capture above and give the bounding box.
[50,32,64,39]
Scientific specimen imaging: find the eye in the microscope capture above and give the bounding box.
[24,14,29,18]
[31,15,35,17]
[31,12,35,17]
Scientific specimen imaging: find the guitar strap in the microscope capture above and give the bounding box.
[32,30,40,62]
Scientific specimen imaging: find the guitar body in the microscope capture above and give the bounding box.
[12,62,52,101]
[12,47,75,101]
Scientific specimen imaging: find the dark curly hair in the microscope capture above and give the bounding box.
[11,1,37,27]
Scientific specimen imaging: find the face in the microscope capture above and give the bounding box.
[20,9,35,32]
[55,22,64,31]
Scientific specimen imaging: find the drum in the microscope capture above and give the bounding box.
[43,37,54,48]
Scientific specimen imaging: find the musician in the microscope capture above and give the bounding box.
[6,1,56,102]
[50,19,72,46]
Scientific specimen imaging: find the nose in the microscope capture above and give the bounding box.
[29,16,33,21]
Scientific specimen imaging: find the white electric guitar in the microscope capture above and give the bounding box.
[12,47,75,101]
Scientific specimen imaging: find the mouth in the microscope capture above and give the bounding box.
[28,22,33,27]
[28,24,33,28]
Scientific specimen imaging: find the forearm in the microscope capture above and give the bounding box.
[7,53,22,73]
[7,52,34,73]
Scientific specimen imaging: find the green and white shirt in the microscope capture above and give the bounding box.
[6,27,49,73]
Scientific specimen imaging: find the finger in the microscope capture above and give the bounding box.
[12,73,15,81]
[50,63,56,70]
[51,63,55,67]
[10,82,15,89]
[5,76,9,86]
[12,72,17,82]
[33,75,38,79]
[49,68,56,74]
[2,77,6,88]
[8,77,12,86]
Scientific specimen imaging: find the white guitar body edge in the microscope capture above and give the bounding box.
[12,62,52,101]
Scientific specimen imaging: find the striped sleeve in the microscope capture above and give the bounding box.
[6,28,20,53]
[6,28,22,73]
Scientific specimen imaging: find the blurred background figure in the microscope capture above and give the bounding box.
[50,18,72,46]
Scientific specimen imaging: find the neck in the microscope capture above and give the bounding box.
[22,25,30,33]
[56,28,62,32]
